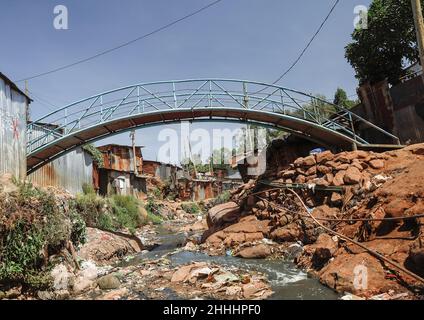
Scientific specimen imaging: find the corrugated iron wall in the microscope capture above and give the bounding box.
[98,145,143,173]
[0,77,27,180]
[28,147,93,194]
[142,162,158,176]
[27,125,93,194]
[355,77,424,144]
[192,180,214,201]
[390,77,424,144]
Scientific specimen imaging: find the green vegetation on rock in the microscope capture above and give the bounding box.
[181,202,201,214]
[0,181,86,290]
[210,190,232,206]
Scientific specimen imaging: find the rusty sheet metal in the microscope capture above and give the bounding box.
[28,146,93,194]
[0,76,28,180]
[192,180,215,201]
[356,77,424,144]
[98,144,143,173]
[143,160,161,176]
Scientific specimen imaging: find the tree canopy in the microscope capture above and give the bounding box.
[345,0,420,85]
[333,88,357,109]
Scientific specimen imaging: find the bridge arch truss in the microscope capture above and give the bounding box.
[27,79,400,173]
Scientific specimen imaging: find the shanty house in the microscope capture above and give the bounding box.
[0,72,31,179]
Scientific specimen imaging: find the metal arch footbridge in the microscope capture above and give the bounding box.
[26,79,400,174]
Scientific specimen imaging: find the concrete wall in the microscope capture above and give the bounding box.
[0,76,28,180]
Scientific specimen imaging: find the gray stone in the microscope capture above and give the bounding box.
[97,274,121,290]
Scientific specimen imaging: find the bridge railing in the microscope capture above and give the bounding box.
[27,79,400,154]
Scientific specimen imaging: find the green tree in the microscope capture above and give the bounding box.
[333,88,357,109]
[290,94,336,121]
[181,154,210,174]
[345,0,420,85]
[208,147,233,170]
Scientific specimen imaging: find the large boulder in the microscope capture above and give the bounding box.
[97,274,121,290]
[223,216,269,234]
[369,159,385,169]
[315,151,334,163]
[384,199,414,218]
[206,202,240,228]
[319,252,405,295]
[332,170,346,186]
[311,234,338,269]
[343,167,362,185]
[236,244,272,259]
[270,223,302,242]
[77,228,141,264]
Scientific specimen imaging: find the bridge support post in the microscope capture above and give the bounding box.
[348,112,358,151]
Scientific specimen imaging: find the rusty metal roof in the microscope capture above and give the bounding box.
[0,72,32,103]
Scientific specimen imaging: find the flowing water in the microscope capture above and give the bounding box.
[123,224,340,300]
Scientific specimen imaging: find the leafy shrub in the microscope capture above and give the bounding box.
[0,182,86,290]
[82,183,96,195]
[0,220,44,282]
[110,195,143,234]
[181,202,201,214]
[82,144,104,168]
[70,210,87,247]
[73,193,110,228]
[153,187,162,199]
[73,193,145,234]
[211,190,232,206]
[145,196,163,216]
[146,211,163,225]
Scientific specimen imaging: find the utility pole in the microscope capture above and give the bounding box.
[25,80,30,121]
[130,130,138,175]
[411,0,424,80]
[187,137,198,178]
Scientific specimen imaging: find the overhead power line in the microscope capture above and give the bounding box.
[270,0,340,85]
[16,0,224,83]
[26,89,57,111]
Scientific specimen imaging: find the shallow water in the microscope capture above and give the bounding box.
[124,225,340,300]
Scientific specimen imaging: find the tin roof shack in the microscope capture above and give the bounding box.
[177,172,216,202]
[142,160,184,193]
[0,72,31,180]
[219,168,243,192]
[142,160,162,178]
[143,160,183,181]
[97,144,146,198]
[192,178,215,201]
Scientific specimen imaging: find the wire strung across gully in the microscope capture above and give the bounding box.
[237,184,424,284]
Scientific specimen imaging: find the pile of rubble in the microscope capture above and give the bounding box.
[71,259,272,300]
[202,144,424,298]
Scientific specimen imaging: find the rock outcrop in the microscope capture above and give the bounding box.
[202,143,424,299]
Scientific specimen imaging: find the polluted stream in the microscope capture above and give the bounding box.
[120,224,340,300]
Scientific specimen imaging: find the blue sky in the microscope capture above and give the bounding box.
[1,0,370,162]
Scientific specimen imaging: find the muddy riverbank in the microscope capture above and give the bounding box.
[66,215,339,300]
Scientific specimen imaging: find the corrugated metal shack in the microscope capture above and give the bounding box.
[27,123,94,194]
[0,72,31,179]
[192,179,215,201]
[142,160,183,182]
[177,172,216,202]
[142,160,162,178]
[96,144,146,198]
